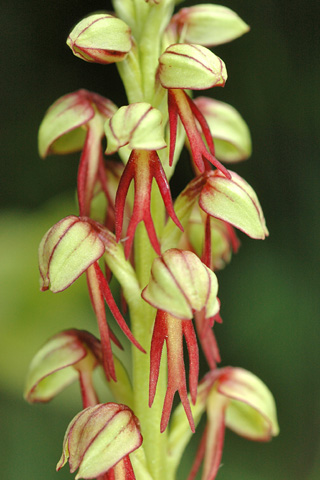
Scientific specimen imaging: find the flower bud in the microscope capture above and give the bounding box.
[105,103,166,154]
[39,216,107,293]
[142,248,219,320]
[67,14,132,64]
[24,330,101,403]
[158,43,227,90]
[194,97,252,162]
[57,403,142,479]
[170,4,249,47]
[38,89,117,158]
[199,170,269,239]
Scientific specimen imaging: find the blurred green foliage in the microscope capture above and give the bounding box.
[1,0,319,479]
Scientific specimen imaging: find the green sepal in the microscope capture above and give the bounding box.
[199,170,269,239]
[194,97,252,162]
[170,4,249,47]
[159,43,227,90]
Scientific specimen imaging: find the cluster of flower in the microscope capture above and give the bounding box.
[25,2,278,479]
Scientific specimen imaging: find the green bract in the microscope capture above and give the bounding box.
[194,97,252,162]
[67,13,132,64]
[158,43,227,90]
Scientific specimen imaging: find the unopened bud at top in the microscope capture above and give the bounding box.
[142,248,220,319]
[105,103,166,154]
[67,14,132,64]
[158,43,227,90]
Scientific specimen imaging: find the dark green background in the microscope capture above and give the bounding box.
[1,1,319,479]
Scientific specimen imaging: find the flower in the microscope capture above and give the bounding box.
[163,169,268,255]
[57,403,142,479]
[142,249,220,431]
[38,216,145,381]
[39,215,105,293]
[198,170,269,239]
[67,13,132,64]
[188,367,279,480]
[38,89,117,216]
[158,44,230,177]
[142,248,219,320]
[24,329,101,407]
[105,102,166,155]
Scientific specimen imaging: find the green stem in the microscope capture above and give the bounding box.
[138,2,174,104]
[131,219,168,480]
